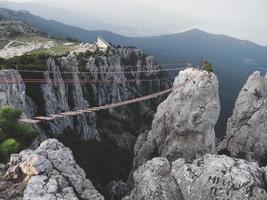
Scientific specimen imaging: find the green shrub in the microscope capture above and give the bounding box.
[1,52,51,68]
[0,107,38,163]
[0,107,22,134]
[0,138,20,161]
[203,60,213,72]
[16,123,37,141]
[0,128,7,143]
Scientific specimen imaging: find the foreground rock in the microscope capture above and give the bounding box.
[173,154,267,200]
[132,68,220,171]
[123,157,184,200]
[219,71,267,166]
[105,180,130,200]
[0,139,104,200]
[125,155,267,200]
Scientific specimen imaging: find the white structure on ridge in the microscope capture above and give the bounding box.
[96,36,110,52]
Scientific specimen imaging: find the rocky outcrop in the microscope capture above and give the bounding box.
[123,157,184,200]
[41,56,99,141]
[0,139,104,200]
[0,46,167,146]
[173,154,267,200]
[125,155,267,200]
[0,69,34,119]
[83,48,167,148]
[218,71,267,165]
[0,46,169,198]
[105,180,130,200]
[132,68,220,172]
[0,69,45,146]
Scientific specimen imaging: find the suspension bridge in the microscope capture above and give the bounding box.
[0,62,194,124]
[18,76,191,124]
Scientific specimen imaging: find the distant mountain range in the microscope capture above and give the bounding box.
[1,7,267,138]
[0,1,135,36]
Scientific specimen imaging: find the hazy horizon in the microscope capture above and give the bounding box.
[1,0,267,46]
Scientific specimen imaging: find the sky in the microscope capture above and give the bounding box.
[3,0,267,45]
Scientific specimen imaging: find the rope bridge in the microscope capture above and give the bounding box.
[0,77,174,84]
[19,87,174,124]
[11,62,191,74]
[0,64,193,124]
[18,77,192,124]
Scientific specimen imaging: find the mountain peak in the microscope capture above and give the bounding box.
[187,28,205,33]
[183,28,208,35]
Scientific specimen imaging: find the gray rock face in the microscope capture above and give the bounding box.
[172,154,267,200]
[42,56,99,141]
[125,155,267,200]
[0,47,168,149]
[123,157,184,200]
[132,68,220,171]
[0,69,34,119]
[0,69,44,146]
[219,71,267,165]
[105,180,130,200]
[1,139,104,200]
[83,48,167,149]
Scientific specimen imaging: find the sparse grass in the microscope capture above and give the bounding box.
[27,42,77,56]
[26,47,50,55]
[49,43,77,55]
[17,35,48,43]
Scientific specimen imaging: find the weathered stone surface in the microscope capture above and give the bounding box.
[1,139,104,200]
[0,69,35,119]
[172,154,267,200]
[42,56,100,141]
[132,68,220,171]
[219,71,267,165]
[19,154,53,176]
[123,157,184,200]
[85,48,168,149]
[105,180,130,200]
[125,155,267,200]
[0,47,167,149]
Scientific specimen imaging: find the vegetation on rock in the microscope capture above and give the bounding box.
[0,107,37,162]
[0,139,20,160]
[203,60,214,72]
[0,52,51,68]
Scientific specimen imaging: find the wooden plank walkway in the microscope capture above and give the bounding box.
[18,75,193,124]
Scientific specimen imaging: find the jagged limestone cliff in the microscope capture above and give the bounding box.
[219,71,267,166]
[0,47,168,146]
[131,68,220,173]
[0,69,35,120]
[125,69,267,200]
[0,46,169,198]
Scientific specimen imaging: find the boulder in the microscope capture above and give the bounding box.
[125,155,267,200]
[0,139,104,200]
[123,157,184,200]
[172,154,267,200]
